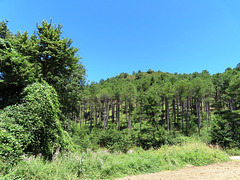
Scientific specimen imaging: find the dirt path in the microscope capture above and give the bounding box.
[116,159,240,180]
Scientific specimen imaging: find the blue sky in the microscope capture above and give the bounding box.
[1,0,240,82]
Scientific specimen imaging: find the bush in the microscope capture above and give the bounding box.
[98,129,134,153]
[135,122,169,149]
[70,124,135,153]
[0,119,26,172]
[211,111,240,148]
[0,82,72,172]
[70,124,96,152]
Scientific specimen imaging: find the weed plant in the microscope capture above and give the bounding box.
[1,142,229,179]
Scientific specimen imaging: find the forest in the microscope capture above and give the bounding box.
[0,19,240,179]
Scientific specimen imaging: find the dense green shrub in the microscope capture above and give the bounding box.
[70,121,189,153]
[0,117,26,171]
[0,82,72,171]
[135,122,170,149]
[97,128,134,153]
[70,124,135,153]
[211,111,240,148]
[70,123,97,152]
[18,82,72,157]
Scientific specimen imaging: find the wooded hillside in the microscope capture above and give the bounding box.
[1,20,240,176]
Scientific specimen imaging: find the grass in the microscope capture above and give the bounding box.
[225,148,240,156]
[1,141,230,180]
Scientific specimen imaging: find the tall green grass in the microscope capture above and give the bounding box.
[1,142,230,179]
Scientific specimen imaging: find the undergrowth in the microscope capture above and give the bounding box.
[0,141,230,179]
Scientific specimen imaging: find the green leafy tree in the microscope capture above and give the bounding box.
[0,20,86,116]
[0,38,37,107]
[144,83,161,126]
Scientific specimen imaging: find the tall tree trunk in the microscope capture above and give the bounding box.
[206,101,209,132]
[185,99,189,136]
[177,98,179,127]
[128,103,131,129]
[117,102,120,131]
[112,101,115,124]
[181,101,184,134]
[191,98,194,114]
[103,101,106,130]
[172,99,176,126]
[83,105,86,126]
[94,105,97,127]
[188,98,191,131]
[80,106,82,127]
[120,103,123,128]
[206,101,211,132]
[196,99,201,136]
[125,101,128,122]
[90,104,94,133]
[166,99,170,132]
[161,97,165,123]
[75,109,78,123]
[99,104,102,125]
[115,101,118,128]
[140,111,142,132]
[208,101,211,127]
[106,100,109,128]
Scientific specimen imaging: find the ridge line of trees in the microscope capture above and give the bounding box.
[79,67,240,137]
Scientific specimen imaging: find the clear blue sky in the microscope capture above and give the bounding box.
[1,0,240,82]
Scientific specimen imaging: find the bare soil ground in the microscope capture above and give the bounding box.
[116,159,240,180]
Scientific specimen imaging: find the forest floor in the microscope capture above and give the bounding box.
[116,157,240,180]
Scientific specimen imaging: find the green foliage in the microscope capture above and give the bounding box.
[97,128,134,153]
[1,142,229,179]
[0,82,72,172]
[122,82,137,104]
[135,72,143,79]
[225,148,240,156]
[147,68,154,74]
[1,153,81,180]
[19,82,72,157]
[0,19,86,117]
[70,124,134,153]
[211,111,240,148]
[0,117,26,172]
[135,121,188,149]
[2,19,240,179]
[0,38,37,107]
[0,19,10,39]
[70,121,190,154]
[70,124,98,152]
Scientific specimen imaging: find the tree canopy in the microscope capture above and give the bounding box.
[0,20,86,114]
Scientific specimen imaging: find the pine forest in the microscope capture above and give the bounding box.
[0,19,240,179]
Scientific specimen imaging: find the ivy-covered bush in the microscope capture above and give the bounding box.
[0,82,72,171]
[0,115,27,172]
